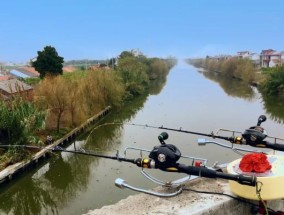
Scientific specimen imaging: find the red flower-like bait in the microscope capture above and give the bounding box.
[239,153,272,173]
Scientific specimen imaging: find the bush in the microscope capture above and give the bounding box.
[0,98,46,145]
[260,65,284,96]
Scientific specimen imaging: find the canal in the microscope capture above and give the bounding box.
[0,61,283,215]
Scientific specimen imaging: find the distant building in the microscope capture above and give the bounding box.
[236,51,260,68]
[0,75,11,81]
[0,79,33,101]
[14,66,76,77]
[10,69,31,79]
[206,55,232,61]
[15,67,40,77]
[237,51,258,59]
[205,49,283,69]
[260,49,284,68]
[237,51,251,58]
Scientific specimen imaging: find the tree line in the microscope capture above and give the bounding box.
[33,49,176,134]
[187,57,284,98]
[187,58,256,84]
[1,46,177,148]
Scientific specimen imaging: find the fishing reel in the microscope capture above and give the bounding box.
[200,115,284,155]
[242,115,268,146]
[149,132,181,170]
[117,132,209,197]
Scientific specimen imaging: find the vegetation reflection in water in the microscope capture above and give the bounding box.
[198,70,284,124]
[0,173,58,215]
[198,70,256,101]
[262,95,284,124]
[0,77,165,214]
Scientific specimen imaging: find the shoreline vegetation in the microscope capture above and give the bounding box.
[186,58,284,99]
[0,50,177,170]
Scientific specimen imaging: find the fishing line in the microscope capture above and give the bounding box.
[183,188,275,214]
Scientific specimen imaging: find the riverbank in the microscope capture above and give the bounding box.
[0,106,111,185]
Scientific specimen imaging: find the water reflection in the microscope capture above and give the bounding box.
[199,70,256,101]
[262,95,284,124]
[198,70,284,124]
[0,172,58,215]
[148,77,167,95]
[0,73,169,215]
[45,155,74,189]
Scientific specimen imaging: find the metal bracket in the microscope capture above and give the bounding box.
[115,178,183,197]
[198,138,263,155]
[119,146,208,197]
[123,146,208,186]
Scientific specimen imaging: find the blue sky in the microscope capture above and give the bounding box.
[0,0,283,63]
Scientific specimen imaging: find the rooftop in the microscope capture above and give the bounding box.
[0,79,33,94]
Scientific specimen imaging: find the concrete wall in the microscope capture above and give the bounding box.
[84,178,284,215]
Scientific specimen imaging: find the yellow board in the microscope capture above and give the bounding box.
[227,155,284,200]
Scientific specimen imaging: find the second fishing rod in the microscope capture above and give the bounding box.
[127,115,284,152]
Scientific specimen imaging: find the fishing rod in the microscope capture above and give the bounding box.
[0,132,257,197]
[198,115,284,152]
[0,144,136,163]
[128,115,284,152]
[127,123,234,142]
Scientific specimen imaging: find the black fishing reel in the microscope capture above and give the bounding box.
[149,132,181,169]
[242,115,268,146]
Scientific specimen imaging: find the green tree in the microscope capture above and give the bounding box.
[117,56,149,97]
[32,46,64,79]
[119,51,135,59]
[260,65,284,96]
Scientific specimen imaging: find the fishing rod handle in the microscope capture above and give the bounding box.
[232,137,284,152]
[215,171,257,187]
[262,141,284,152]
[175,164,256,187]
[135,159,256,187]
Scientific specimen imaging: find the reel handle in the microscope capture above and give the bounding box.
[257,115,267,126]
[158,132,169,145]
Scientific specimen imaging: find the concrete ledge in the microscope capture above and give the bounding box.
[84,178,284,215]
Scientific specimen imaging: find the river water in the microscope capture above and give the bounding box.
[0,61,283,215]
